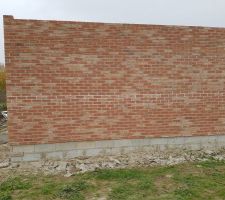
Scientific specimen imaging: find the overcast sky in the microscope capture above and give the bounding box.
[1,0,225,63]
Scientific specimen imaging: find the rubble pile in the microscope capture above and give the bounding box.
[1,143,225,177]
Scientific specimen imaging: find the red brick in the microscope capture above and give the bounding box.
[3,15,225,145]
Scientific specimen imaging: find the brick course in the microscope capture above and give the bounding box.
[4,15,225,146]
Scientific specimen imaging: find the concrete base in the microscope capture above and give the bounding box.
[0,132,8,144]
[10,135,225,162]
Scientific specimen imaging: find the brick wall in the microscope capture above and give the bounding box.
[4,15,225,145]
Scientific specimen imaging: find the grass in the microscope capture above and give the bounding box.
[1,160,225,200]
[0,102,6,112]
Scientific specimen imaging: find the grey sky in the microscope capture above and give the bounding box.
[1,0,225,63]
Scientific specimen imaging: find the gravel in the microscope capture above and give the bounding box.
[1,143,225,177]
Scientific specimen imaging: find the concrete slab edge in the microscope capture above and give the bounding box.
[10,135,225,162]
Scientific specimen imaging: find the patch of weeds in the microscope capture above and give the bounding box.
[138,179,153,190]
[198,160,225,168]
[56,180,89,200]
[173,173,218,199]
[0,192,12,200]
[109,177,154,200]
[41,183,57,195]
[1,161,225,200]
[0,177,31,192]
[174,187,196,200]
[211,172,225,180]
[109,183,136,200]
[93,168,145,180]
[174,175,198,187]
[0,177,31,200]
[217,188,225,197]
[150,165,177,178]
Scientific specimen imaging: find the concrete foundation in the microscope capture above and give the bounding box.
[10,135,225,162]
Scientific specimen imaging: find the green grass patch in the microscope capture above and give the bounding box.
[0,102,6,111]
[56,180,89,200]
[0,177,31,200]
[93,168,146,180]
[1,160,225,199]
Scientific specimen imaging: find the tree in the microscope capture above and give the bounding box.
[0,63,6,110]
[0,64,5,91]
